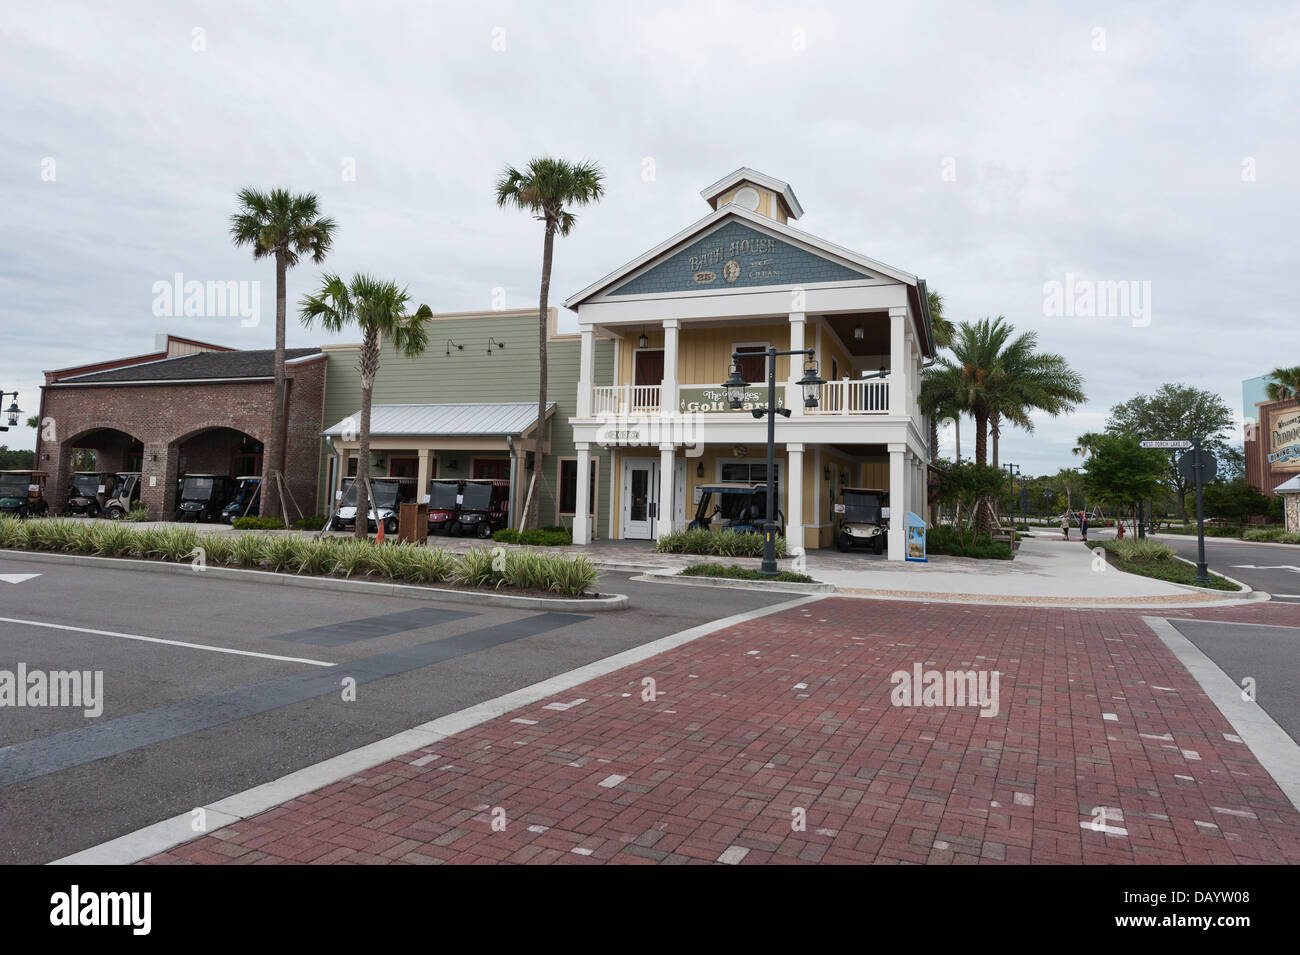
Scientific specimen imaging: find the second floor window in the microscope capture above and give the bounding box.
[734,345,767,383]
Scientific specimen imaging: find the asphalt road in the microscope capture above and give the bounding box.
[0,555,793,864]
[1171,618,1300,746]
[1156,535,1300,600]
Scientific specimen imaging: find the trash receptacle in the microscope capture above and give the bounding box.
[398,502,429,544]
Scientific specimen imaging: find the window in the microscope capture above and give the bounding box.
[720,461,781,517]
[734,344,768,383]
[560,459,597,515]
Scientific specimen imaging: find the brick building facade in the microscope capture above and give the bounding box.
[36,335,326,519]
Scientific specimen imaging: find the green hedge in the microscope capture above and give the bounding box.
[232,516,286,530]
[492,528,573,546]
[0,517,600,597]
[924,525,1011,560]
[655,528,788,558]
[681,563,814,583]
[293,516,328,530]
[1088,539,1238,591]
[1241,527,1300,544]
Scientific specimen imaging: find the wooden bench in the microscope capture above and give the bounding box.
[991,525,1021,555]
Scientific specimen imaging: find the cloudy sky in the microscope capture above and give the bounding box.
[3,1,1297,473]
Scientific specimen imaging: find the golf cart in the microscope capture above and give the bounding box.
[64,471,120,517]
[450,479,509,538]
[220,476,261,523]
[835,487,889,554]
[334,477,411,535]
[426,479,461,535]
[688,482,783,536]
[103,472,142,519]
[176,474,235,523]
[0,471,48,519]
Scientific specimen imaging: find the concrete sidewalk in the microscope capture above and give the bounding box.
[140,596,1300,865]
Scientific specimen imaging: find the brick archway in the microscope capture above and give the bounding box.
[48,424,146,515]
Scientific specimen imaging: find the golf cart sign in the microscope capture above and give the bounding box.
[1139,440,1192,449]
[678,385,785,414]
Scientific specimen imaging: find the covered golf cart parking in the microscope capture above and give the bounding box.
[321,402,564,531]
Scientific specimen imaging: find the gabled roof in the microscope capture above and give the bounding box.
[700,167,804,220]
[54,348,322,384]
[1274,475,1300,493]
[564,202,920,308]
[323,402,555,438]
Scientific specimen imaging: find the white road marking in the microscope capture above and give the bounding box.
[0,573,41,584]
[0,615,335,667]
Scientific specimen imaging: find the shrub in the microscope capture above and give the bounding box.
[331,539,374,578]
[681,563,816,584]
[123,505,150,522]
[654,528,787,558]
[925,525,1012,560]
[90,523,136,558]
[545,555,599,595]
[450,547,501,588]
[290,539,338,576]
[197,533,235,567]
[492,528,572,546]
[232,516,286,531]
[229,533,268,569]
[263,535,300,573]
[292,516,328,530]
[1242,527,1300,545]
[1110,539,1173,561]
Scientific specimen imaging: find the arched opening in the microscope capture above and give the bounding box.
[63,427,144,475]
[174,427,264,480]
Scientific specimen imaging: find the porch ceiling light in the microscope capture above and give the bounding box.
[797,357,825,409]
[5,401,19,428]
[637,326,648,349]
[721,362,747,409]
[853,323,864,341]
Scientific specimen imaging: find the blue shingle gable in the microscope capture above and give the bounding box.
[608,220,873,296]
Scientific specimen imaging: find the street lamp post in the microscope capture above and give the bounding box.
[0,390,21,431]
[1004,463,1020,526]
[722,347,824,576]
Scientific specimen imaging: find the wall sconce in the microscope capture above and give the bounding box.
[150,453,158,462]
[486,338,505,355]
[853,323,864,341]
[696,461,704,478]
[637,326,648,349]
[445,339,464,356]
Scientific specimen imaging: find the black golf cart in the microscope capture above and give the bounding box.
[220,476,261,523]
[176,474,235,523]
[64,471,120,517]
[450,479,509,538]
[835,487,889,554]
[688,482,783,536]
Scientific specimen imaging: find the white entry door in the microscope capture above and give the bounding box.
[621,458,658,539]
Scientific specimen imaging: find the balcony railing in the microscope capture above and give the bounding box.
[588,378,891,417]
[592,384,662,416]
[811,378,890,415]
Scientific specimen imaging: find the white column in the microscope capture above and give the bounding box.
[888,443,906,561]
[661,319,678,414]
[657,444,674,539]
[577,324,595,418]
[787,443,804,554]
[573,442,592,544]
[889,307,907,417]
[788,312,806,416]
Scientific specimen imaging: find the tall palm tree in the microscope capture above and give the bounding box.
[230,189,336,522]
[496,158,605,529]
[299,275,430,539]
[929,317,1085,466]
[1266,366,1300,402]
[1072,432,1106,459]
[924,289,955,461]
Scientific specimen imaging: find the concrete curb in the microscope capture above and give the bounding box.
[49,592,825,864]
[1168,555,1258,597]
[632,571,834,594]
[0,549,628,612]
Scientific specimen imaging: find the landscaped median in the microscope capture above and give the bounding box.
[1084,538,1241,591]
[0,516,604,600]
[655,529,789,558]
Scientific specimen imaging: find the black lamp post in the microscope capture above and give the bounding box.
[0,391,20,432]
[721,347,823,576]
[1004,462,1020,524]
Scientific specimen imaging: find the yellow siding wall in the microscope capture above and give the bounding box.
[618,323,793,387]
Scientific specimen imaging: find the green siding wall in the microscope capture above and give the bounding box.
[317,314,614,535]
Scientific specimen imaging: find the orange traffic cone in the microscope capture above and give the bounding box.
[374,519,385,545]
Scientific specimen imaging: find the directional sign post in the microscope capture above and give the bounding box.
[1143,438,1211,584]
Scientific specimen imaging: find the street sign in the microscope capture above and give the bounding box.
[1178,450,1218,484]
[1140,439,1193,449]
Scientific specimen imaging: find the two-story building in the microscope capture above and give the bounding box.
[564,168,936,560]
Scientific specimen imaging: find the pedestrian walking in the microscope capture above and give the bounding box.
[1061,514,1070,540]
[1117,519,1126,540]
[1080,511,1089,542]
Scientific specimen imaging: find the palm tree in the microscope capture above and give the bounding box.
[299,274,430,539]
[929,317,1085,466]
[924,289,955,461]
[1072,432,1105,459]
[230,189,336,523]
[496,158,605,529]
[1266,366,1300,402]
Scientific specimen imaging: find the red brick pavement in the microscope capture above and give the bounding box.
[146,598,1300,865]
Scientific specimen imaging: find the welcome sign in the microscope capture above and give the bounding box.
[1268,408,1300,467]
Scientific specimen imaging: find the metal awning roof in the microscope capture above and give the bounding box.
[323,402,554,438]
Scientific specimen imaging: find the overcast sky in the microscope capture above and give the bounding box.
[3,1,1297,473]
